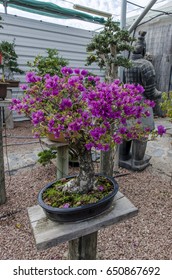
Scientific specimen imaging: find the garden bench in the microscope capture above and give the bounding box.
[27,192,138,259]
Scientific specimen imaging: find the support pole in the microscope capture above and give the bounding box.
[120,0,127,29]
[0,106,6,205]
[2,0,8,14]
[56,145,69,179]
[128,0,158,34]
[119,0,127,81]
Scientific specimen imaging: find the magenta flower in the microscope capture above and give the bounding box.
[10,66,166,154]
[59,98,72,110]
[63,203,70,208]
[98,186,104,191]
[81,69,88,76]
[157,125,166,136]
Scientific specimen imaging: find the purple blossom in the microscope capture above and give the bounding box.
[74,68,80,74]
[62,203,70,208]
[10,66,166,157]
[113,134,123,144]
[59,98,72,110]
[26,72,42,83]
[85,143,94,150]
[31,110,45,126]
[81,69,88,76]
[61,67,73,75]
[90,127,106,141]
[20,84,28,90]
[98,186,104,191]
[119,127,127,134]
[157,125,166,136]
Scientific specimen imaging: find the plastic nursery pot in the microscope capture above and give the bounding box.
[38,174,119,223]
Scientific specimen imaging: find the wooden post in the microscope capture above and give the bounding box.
[68,232,97,260]
[56,145,69,179]
[0,106,6,204]
[4,89,14,129]
[40,138,69,180]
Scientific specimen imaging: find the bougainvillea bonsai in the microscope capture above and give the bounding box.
[10,67,166,196]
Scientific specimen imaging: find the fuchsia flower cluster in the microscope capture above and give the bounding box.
[10,67,166,150]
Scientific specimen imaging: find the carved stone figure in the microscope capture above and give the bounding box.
[119,31,161,171]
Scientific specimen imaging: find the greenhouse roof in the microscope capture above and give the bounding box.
[126,1,172,27]
[0,0,106,24]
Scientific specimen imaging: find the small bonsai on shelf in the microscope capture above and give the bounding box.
[0,39,24,83]
[27,48,69,77]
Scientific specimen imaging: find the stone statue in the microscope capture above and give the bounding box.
[119,31,161,171]
[124,30,162,102]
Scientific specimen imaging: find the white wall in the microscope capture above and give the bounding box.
[0,13,103,120]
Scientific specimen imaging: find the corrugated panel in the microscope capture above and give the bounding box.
[0,13,103,121]
[135,17,172,92]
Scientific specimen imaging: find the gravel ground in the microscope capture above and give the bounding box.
[0,121,172,260]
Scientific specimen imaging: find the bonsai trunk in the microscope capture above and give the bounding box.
[76,144,96,194]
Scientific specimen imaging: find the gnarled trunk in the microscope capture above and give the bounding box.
[76,144,96,194]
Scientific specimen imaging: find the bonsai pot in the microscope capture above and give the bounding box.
[38,174,119,223]
[0,81,10,99]
[46,132,67,143]
[5,80,20,88]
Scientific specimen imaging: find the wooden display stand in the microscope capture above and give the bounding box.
[31,137,138,259]
[28,192,138,259]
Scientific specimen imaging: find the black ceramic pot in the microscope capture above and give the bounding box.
[38,174,119,223]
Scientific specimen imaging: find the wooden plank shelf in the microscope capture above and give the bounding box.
[28,192,138,259]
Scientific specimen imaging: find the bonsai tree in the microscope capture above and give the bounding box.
[0,39,24,81]
[86,17,134,83]
[86,17,134,175]
[10,67,165,194]
[27,48,69,77]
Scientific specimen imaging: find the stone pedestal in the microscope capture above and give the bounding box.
[119,140,151,171]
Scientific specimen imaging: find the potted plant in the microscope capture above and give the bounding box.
[118,118,166,162]
[0,39,24,99]
[10,67,166,222]
[161,91,172,121]
[27,48,69,77]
